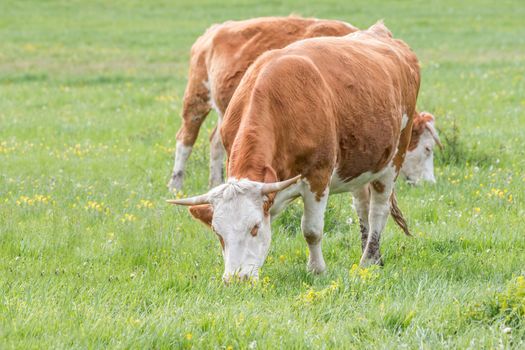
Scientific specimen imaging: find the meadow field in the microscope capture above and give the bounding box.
[1,0,524,348]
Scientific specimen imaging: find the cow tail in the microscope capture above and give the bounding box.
[389,190,411,236]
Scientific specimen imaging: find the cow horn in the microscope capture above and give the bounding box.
[425,124,443,150]
[166,193,210,206]
[260,175,302,195]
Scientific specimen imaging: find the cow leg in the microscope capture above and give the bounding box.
[301,186,328,274]
[360,170,396,267]
[209,115,225,188]
[269,181,302,221]
[168,114,207,192]
[168,78,211,192]
[352,185,370,253]
[168,142,192,192]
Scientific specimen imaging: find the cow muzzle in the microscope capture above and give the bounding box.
[222,265,259,284]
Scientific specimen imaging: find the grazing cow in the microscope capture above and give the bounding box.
[168,16,358,191]
[168,22,420,282]
[401,111,442,184]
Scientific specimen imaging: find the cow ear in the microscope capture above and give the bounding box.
[189,204,213,227]
[419,111,435,123]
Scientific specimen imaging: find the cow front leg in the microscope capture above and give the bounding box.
[360,174,395,267]
[209,117,225,188]
[168,140,193,192]
[352,185,370,253]
[301,186,328,274]
[168,109,210,192]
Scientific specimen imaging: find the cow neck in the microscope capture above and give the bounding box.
[227,122,276,183]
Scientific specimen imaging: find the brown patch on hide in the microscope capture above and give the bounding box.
[371,180,385,193]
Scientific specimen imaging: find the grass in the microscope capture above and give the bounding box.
[1,0,524,348]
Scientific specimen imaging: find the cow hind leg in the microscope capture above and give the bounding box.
[301,186,328,274]
[352,185,371,253]
[360,169,396,267]
[209,116,225,188]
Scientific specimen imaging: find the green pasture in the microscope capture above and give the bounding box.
[1,0,524,348]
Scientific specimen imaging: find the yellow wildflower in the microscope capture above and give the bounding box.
[349,263,379,282]
[16,194,51,206]
[121,214,137,222]
[85,200,110,214]
[137,199,154,209]
[296,279,340,305]
[329,279,340,291]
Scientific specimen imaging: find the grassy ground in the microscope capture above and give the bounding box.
[1,0,524,348]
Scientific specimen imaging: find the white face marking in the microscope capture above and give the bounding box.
[206,179,271,281]
[401,127,437,184]
[401,113,409,130]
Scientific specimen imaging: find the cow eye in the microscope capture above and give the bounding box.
[250,224,259,237]
[424,146,432,154]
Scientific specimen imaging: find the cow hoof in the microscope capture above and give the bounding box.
[307,261,326,274]
[359,255,383,268]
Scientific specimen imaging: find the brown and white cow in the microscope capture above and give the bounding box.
[168,16,358,191]
[168,22,420,282]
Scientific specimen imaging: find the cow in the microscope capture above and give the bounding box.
[168,16,358,192]
[168,22,420,282]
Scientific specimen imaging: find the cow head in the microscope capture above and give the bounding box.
[167,175,301,282]
[401,112,443,184]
